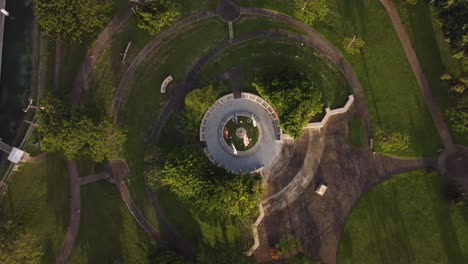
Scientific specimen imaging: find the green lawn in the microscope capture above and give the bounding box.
[68,182,154,264]
[197,40,352,109]
[119,18,227,228]
[238,0,443,157]
[0,154,69,264]
[393,0,466,145]
[338,170,468,264]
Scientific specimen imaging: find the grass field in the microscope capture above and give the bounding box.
[197,40,352,109]
[393,0,466,145]
[338,170,468,264]
[118,18,227,227]
[0,154,69,263]
[239,0,443,157]
[68,182,154,264]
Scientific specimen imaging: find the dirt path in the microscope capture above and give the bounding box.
[378,0,453,149]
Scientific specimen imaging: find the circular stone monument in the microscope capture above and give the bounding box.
[200,93,283,173]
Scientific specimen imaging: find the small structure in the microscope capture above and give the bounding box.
[7,148,26,164]
[160,75,173,93]
[315,184,328,196]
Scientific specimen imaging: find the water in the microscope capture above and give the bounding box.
[0,0,34,144]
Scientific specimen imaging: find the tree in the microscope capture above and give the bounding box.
[35,0,111,43]
[294,0,330,26]
[342,36,365,54]
[136,0,182,35]
[38,96,126,162]
[0,220,43,264]
[431,0,468,59]
[446,100,468,135]
[183,85,220,136]
[406,0,417,5]
[253,70,323,138]
[147,145,263,220]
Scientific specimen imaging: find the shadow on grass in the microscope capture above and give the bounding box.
[432,179,468,263]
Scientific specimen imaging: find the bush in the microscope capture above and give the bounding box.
[146,145,263,220]
[253,70,323,138]
[374,127,411,153]
[342,37,365,54]
[136,0,181,35]
[276,235,298,256]
[293,0,330,26]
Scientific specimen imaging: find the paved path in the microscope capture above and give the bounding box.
[379,0,453,149]
[79,171,110,185]
[111,11,217,120]
[71,6,133,105]
[56,161,81,264]
[57,5,135,264]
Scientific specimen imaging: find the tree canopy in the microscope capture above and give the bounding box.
[0,220,43,264]
[136,0,182,35]
[342,36,366,54]
[253,70,323,138]
[35,0,111,42]
[146,145,262,220]
[431,0,468,59]
[294,0,330,26]
[38,96,126,162]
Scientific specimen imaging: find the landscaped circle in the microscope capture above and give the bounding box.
[200,93,283,173]
[222,114,259,152]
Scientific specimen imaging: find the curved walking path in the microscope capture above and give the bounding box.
[57,5,134,264]
[378,0,453,149]
[111,11,217,120]
[239,7,372,143]
[56,161,81,264]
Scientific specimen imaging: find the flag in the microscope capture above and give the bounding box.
[231,143,238,155]
[251,114,257,127]
[243,133,250,147]
[232,113,238,124]
[224,127,229,139]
